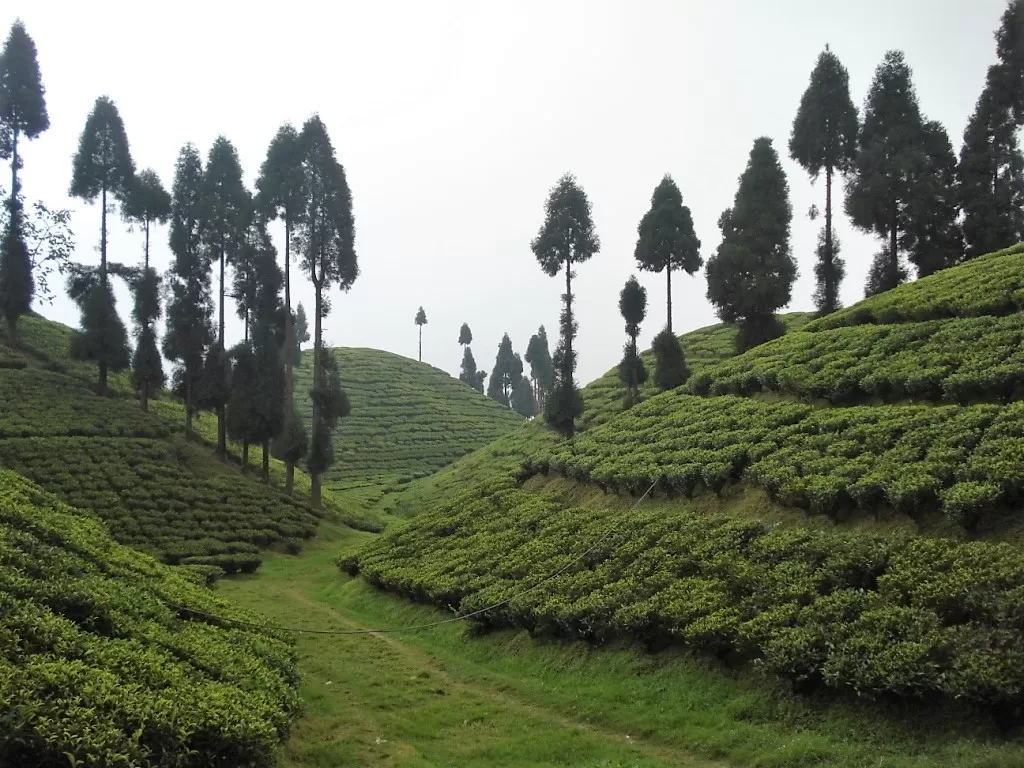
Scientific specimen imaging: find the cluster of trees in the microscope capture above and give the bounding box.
[0,19,353,508]
[480,327,553,418]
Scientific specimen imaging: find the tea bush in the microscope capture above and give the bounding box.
[0,469,299,767]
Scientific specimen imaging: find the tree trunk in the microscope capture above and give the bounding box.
[283,217,295,496]
[262,439,270,483]
[563,256,575,439]
[217,249,226,458]
[825,165,834,313]
[666,264,672,334]
[311,281,324,509]
[98,185,108,396]
[10,127,18,199]
[242,440,249,471]
[141,382,149,412]
[140,219,151,411]
[418,326,422,362]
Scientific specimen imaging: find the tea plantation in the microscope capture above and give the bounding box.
[291,346,523,490]
[0,469,299,766]
[343,246,1024,719]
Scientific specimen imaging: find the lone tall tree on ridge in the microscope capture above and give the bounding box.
[0,19,49,199]
[415,305,427,361]
[789,44,859,315]
[634,175,701,333]
[531,172,599,438]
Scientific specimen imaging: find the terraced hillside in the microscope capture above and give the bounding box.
[0,315,327,569]
[0,469,299,766]
[345,244,1024,719]
[292,346,523,490]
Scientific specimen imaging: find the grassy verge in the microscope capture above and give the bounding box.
[216,521,1024,768]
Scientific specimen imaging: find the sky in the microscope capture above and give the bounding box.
[6,0,1013,386]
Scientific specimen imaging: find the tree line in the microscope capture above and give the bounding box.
[524,2,1024,438]
[0,19,351,508]
[5,3,1024,448]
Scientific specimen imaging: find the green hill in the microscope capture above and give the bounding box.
[292,346,523,490]
[0,469,298,766]
[0,314,360,570]
[343,244,1024,721]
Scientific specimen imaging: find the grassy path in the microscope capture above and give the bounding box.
[218,521,1024,768]
[218,522,718,767]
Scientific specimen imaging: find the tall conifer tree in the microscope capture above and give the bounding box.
[0,19,49,199]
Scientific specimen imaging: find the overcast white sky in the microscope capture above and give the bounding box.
[7,0,1011,385]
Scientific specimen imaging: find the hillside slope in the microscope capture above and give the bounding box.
[292,346,523,490]
[0,315,346,569]
[0,469,299,767]
[345,244,1024,723]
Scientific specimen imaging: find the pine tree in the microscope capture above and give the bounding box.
[789,44,859,316]
[415,305,427,361]
[705,137,796,352]
[459,346,482,392]
[0,19,49,199]
[617,275,647,405]
[458,322,472,346]
[811,225,846,315]
[865,247,909,297]
[163,143,213,435]
[958,64,1024,258]
[511,373,536,418]
[633,174,701,333]
[524,325,554,411]
[845,50,930,294]
[123,169,170,411]
[256,123,306,494]
[995,0,1024,123]
[307,347,351,498]
[487,332,517,407]
[69,96,135,394]
[531,173,599,438]
[0,198,32,343]
[200,136,248,458]
[907,120,963,277]
[299,114,357,508]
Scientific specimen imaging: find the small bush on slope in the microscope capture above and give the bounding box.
[344,479,1024,713]
[0,469,299,767]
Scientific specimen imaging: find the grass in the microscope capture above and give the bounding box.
[291,346,523,491]
[217,519,1024,768]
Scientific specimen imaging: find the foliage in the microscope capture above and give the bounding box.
[458,345,483,392]
[0,188,74,306]
[0,469,299,766]
[958,64,1024,258]
[69,95,135,223]
[633,174,702,332]
[348,479,1024,710]
[906,120,963,277]
[618,275,647,403]
[789,44,858,315]
[0,19,49,195]
[291,346,521,489]
[995,0,1024,123]
[525,325,555,406]
[487,332,518,406]
[293,301,309,363]
[458,321,472,346]
[705,137,796,351]
[531,172,599,438]
[0,197,32,340]
[163,143,213,431]
[511,374,537,418]
[651,328,688,392]
[67,280,131,378]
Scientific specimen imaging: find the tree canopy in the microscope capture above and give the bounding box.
[0,19,49,197]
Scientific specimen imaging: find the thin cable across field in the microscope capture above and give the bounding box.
[163,479,658,637]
